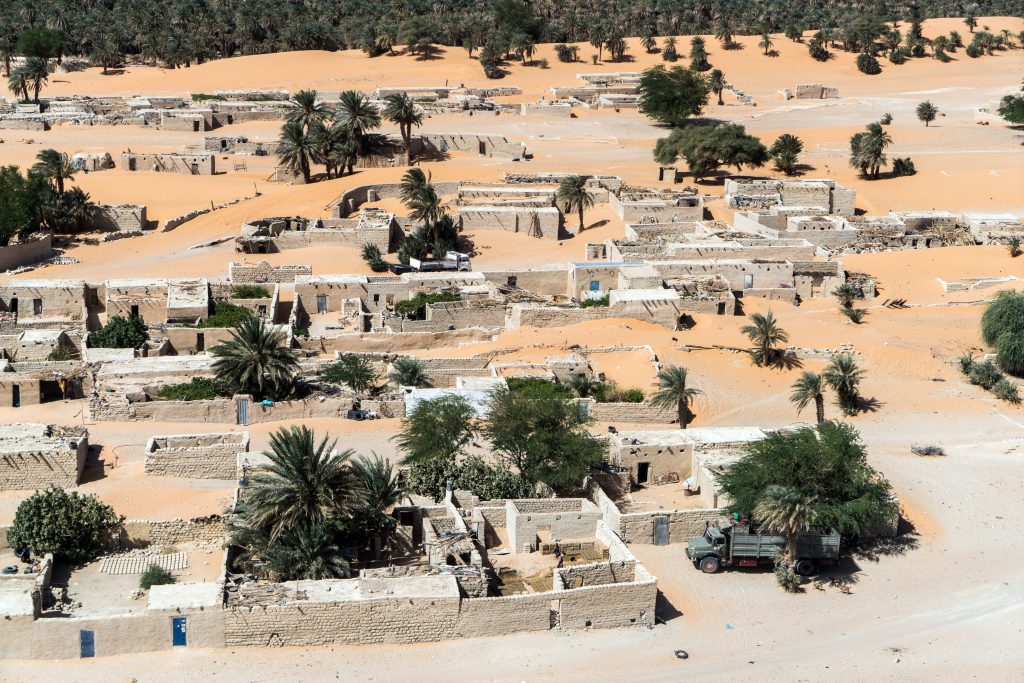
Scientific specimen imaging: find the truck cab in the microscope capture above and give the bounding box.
[685,526,728,574]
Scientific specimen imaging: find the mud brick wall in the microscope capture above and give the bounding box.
[588,401,676,424]
[144,433,248,479]
[229,262,311,283]
[558,561,636,588]
[618,508,728,544]
[0,440,87,489]
[458,206,562,238]
[0,237,55,271]
[90,204,148,232]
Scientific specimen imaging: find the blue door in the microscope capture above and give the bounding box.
[80,629,95,658]
[172,617,187,647]
[589,280,600,292]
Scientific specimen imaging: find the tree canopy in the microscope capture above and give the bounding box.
[654,123,768,181]
[717,422,898,537]
[981,290,1024,377]
[8,486,124,563]
[637,65,710,126]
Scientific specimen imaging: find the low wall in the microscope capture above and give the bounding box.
[587,479,725,544]
[0,439,88,490]
[0,236,55,271]
[144,432,248,479]
[587,401,675,424]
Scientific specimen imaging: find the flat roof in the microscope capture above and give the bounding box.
[0,587,35,617]
[149,581,223,611]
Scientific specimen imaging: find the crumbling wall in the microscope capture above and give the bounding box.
[90,204,148,232]
[587,401,676,424]
[0,236,55,271]
[229,261,311,283]
[457,206,562,239]
[144,432,248,479]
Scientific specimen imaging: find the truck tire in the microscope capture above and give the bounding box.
[795,559,817,576]
[700,556,720,574]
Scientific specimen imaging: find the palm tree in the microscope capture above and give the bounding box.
[405,178,442,230]
[310,120,353,179]
[741,310,790,367]
[769,133,803,175]
[823,353,864,416]
[33,149,76,195]
[399,167,429,203]
[261,522,352,580]
[649,365,702,427]
[7,66,30,102]
[753,485,818,567]
[790,372,826,424]
[916,100,938,127]
[714,16,735,47]
[759,32,774,55]
[286,89,331,130]
[382,92,423,151]
[567,374,600,398]
[23,57,49,103]
[210,317,299,400]
[243,425,358,539]
[557,175,594,234]
[849,122,892,180]
[388,356,433,387]
[708,69,725,105]
[277,120,317,183]
[832,283,857,308]
[352,453,406,559]
[335,90,381,157]
[641,35,657,53]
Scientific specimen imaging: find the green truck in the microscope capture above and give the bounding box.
[686,522,841,576]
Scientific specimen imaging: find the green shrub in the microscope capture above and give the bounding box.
[992,378,1022,404]
[506,377,574,399]
[320,354,378,392]
[87,315,149,349]
[198,302,256,328]
[620,387,646,403]
[47,345,79,361]
[968,361,1003,390]
[231,284,270,299]
[554,44,578,63]
[893,157,916,176]
[1008,237,1021,258]
[958,352,976,375]
[394,292,460,319]
[857,53,881,74]
[774,562,802,592]
[7,486,123,563]
[840,306,868,324]
[139,563,176,589]
[157,377,225,401]
[981,291,1024,377]
[456,454,534,500]
[191,93,227,101]
[579,294,610,308]
[537,58,549,69]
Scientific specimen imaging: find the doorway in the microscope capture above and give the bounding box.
[316,295,328,314]
[172,617,187,646]
[130,305,139,318]
[744,274,754,289]
[636,462,650,485]
[80,630,95,658]
[12,385,20,407]
[196,333,205,352]
[191,163,199,175]
[653,515,670,545]
[236,398,249,425]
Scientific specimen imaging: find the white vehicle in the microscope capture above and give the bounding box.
[409,251,472,272]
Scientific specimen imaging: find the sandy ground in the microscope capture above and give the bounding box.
[0,16,1023,681]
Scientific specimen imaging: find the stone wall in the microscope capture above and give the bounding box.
[229,261,311,283]
[417,133,526,159]
[331,181,460,218]
[121,152,215,175]
[587,401,676,424]
[122,517,227,546]
[0,236,55,272]
[558,561,635,588]
[90,204,148,232]
[507,499,603,553]
[0,436,88,489]
[144,432,248,479]
[457,206,562,239]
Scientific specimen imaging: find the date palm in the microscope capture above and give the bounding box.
[210,317,298,400]
[567,373,600,398]
[336,90,381,157]
[382,92,423,150]
[741,310,790,367]
[754,485,818,566]
[260,521,352,580]
[649,365,702,427]
[286,89,331,130]
[708,69,725,105]
[277,120,317,183]
[243,425,359,539]
[790,371,826,424]
[916,100,938,127]
[352,453,406,559]
[388,356,433,388]
[824,353,864,416]
[759,32,774,55]
[557,175,594,234]
[23,57,49,103]
[33,148,76,195]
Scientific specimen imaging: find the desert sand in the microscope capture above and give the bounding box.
[1,15,1023,682]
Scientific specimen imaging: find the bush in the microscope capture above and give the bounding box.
[1008,237,1021,258]
[857,53,881,74]
[889,47,908,64]
[139,563,176,589]
[579,293,610,308]
[554,44,577,62]
[157,377,225,401]
[47,345,79,361]
[911,444,945,456]
[840,306,868,324]
[968,361,1003,390]
[992,378,1022,404]
[981,291,1024,377]
[361,243,388,272]
[7,487,123,564]
[191,93,227,102]
[506,377,574,398]
[958,352,976,375]
[456,454,534,500]
[893,157,916,176]
[537,58,549,69]
[232,284,270,299]
[87,315,149,349]
[619,387,646,403]
[774,562,802,592]
[808,40,829,61]
[394,291,460,319]
[320,354,378,392]
[198,301,256,328]
[965,42,983,58]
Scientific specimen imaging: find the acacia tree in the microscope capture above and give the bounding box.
[637,65,710,126]
[717,422,899,570]
[654,123,768,181]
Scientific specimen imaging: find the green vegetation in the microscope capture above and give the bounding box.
[892,157,917,177]
[190,93,228,102]
[394,291,461,319]
[998,91,1024,125]
[856,53,882,74]
[579,293,610,308]
[769,133,803,175]
[198,301,256,328]
[557,175,595,234]
[637,65,710,127]
[741,310,789,367]
[507,377,574,398]
[7,486,124,564]
[157,377,225,401]
[790,371,826,424]
[229,426,409,579]
[1008,237,1022,258]
[916,100,939,126]
[87,315,149,349]
[47,345,79,362]
[840,305,869,324]
[824,353,865,416]
[981,290,1024,377]
[849,122,892,180]
[653,123,768,182]
[361,243,388,272]
[320,354,379,393]
[960,353,1021,404]
[388,357,433,388]
[210,317,298,400]
[139,564,176,589]
[0,148,98,245]
[649,365,702,427]
[231,284,271,299]
[718,422,898,570]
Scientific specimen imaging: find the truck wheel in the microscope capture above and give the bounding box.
[700,556,720,574]
[795,560,817,576]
